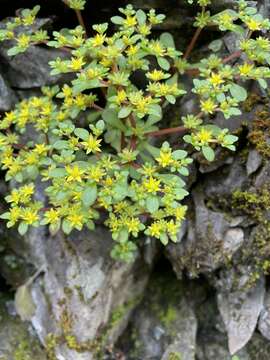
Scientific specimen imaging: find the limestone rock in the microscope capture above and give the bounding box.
[217,273,265,354]
[0,295,46,360]
[27,228,151,360]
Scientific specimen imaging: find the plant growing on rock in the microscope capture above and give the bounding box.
[0,0,269,261]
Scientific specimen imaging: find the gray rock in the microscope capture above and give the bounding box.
[118,271,197,360]
[217,275,265,355]
[0,295,46,360]
[246,149,262,176]
[166,187,245,277]
[27,228,150,360]
[258,289,270,340]
[0,73,17,111]
[0,44,69,89]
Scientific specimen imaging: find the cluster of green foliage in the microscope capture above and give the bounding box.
[0,0,269,261]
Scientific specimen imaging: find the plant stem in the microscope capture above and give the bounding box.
[183,27,202,60]
[75,9,87,37]
[222,50,242,64]
[146,126,187,137]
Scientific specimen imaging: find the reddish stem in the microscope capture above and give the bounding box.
[146,126,187,137]
[222,50,242,64]
[183,27,203,60]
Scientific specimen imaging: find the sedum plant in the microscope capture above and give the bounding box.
[0,0,269,261]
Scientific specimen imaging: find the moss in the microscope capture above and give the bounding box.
[168,352,182,360]
[248,106,270,159]
[232,184,270,287]
[45,297,141,359]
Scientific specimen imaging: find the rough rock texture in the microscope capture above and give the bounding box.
[1,1,270,359]
[0,295,46,360]
[26,228,151,360]
[217,272,265,355]
[117,265,197,360]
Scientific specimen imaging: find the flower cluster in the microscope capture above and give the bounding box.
[0,1,269,261]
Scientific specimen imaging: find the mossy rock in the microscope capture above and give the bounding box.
[0,294,46,360]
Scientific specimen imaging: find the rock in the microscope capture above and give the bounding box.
[217,273,265,354]
[246,149,262,176]
[166,187,245,277]
[204,156,249,200]
[258,289,270,340]
[0,294,46,360]
[118,268,197,360]
[27,228,151,360]
[0,73,17,112]
[0,44,69,89]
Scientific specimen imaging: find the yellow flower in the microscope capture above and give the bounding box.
[175,206,187,221]
[200,98,217,114]
[9,207,21,223]
[156,149,173,168]
[238,63,254,76]
[69,57,85,71]
[87,166,105,182]
[144,176,161,193]
[9,190,21,204]
[22,209,39,225]
[246,19,261,31]
[65,165,85,182]
[33,143,49,155]
[25,152,39,165]
[149,41,165,57]
[82,135,102,154]
[127,217,141,234]
[146,69,168,82]
[126,45,139,56]
[166,219,179,237]
[123,15,137,27]
[148,221,162,237]
[44,209,60,224]
[195,128,213,145]
[116,90,127,105]
[17,34,31,48]
[209,73,224,87]
[92,34,106,47]
[67,213,83,227]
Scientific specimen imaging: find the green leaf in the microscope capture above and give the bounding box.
[74,128,89,140]
[15,284,36,321]
[102,109,126,131]
[49,168,66,178]
[53,140,70,150]
[118,107,132,118]
[165,95,176,104]
[160,32,175,48]
[258,78,267,89]
[117,228,129,243]
[146,196,159,213]
[82,185,97,207]
[172,150,187,160]
[202,146,215,162]
[111,16,124,25]
[62,219,72,234]
[208,39,223,52]
[157,57,170,71]
[230,84,247,102]
[136,9,146,25]
[18,222,28,236]
[160,233,169,246]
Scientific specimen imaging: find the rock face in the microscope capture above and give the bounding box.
[1,1,270,359]
[117,264,197,360]
[0,295,46,360]
[27,228,151,360]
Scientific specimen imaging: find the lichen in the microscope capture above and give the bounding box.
[232,184,270,286]
[168,352,182,360]
[248,106,270,159]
